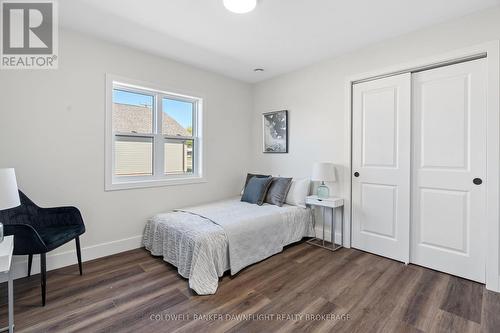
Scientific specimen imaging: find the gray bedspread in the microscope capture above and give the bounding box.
[143,198,314,295]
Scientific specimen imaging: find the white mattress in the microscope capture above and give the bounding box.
[143,198,314,295]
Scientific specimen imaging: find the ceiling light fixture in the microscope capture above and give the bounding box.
[223,0,257,14]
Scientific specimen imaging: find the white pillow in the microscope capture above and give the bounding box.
[285,178,311,208]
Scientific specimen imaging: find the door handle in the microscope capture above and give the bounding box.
[354,172,360,177]
[473,178,482,185]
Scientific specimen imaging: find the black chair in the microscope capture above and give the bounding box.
[0,190,85,306]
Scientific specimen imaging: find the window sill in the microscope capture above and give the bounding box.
[105,176,207,191]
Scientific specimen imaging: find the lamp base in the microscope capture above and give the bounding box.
[317,183,330,199]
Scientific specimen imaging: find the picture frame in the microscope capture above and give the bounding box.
[262,110,288,153]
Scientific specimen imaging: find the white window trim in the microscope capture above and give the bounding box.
[105,74,206,191]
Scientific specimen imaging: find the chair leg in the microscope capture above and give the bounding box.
[28,254,33,277]
[75,236,83,275]
[40,253,46,306]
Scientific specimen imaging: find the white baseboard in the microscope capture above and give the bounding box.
[2,235,143,282]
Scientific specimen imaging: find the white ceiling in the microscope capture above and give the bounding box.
[60,0,500,83]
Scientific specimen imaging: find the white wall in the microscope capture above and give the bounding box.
[251,6,500,287]
[3,6,500,279]
[251,7,500,239]
[0,29,253,277]
[251,6,500,193]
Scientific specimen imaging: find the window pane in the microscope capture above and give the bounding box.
[113,89,154,134]
[162,98,193,137]
[164,140,194,175]
[115,137,153,176]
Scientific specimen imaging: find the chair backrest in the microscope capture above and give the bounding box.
[0,190,38,225]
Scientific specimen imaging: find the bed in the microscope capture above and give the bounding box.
[142,197,314,295]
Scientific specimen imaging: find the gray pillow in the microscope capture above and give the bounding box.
[241,176,273,205]
[265,177,293,206]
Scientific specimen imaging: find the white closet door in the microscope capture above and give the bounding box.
[411,59,487,283]
[352,73,411,263]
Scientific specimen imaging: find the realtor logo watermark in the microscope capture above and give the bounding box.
[1,0,58,69]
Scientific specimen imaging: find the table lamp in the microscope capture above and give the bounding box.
[0,169,20,242]
[312,162,336,199]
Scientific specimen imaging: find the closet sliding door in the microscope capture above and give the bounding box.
[411,59,487,283]
[351,73,411,263]
[351,59,488,283]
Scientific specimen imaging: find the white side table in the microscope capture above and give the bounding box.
[0,236,14,333]
[306,195,344,251]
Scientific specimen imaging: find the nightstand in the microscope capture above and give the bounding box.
[306,195,344,251]
[0,236,14,333]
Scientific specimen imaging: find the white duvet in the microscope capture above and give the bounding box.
[142,198,314,295]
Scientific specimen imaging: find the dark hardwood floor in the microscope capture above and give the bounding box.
[1,242,499,332]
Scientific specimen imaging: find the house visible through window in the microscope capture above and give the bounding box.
[106,77,203,190]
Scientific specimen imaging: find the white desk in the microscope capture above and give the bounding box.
[305,196,344,251]
[0,236,13,333]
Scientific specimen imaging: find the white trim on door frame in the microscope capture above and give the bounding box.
[343,41,500,292]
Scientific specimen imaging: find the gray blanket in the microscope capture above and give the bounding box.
[177,200,290,274]
[143,198,314,294]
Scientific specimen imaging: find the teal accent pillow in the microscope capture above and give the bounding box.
[241,176,273,205]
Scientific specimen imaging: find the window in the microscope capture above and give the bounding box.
[106,76,204,190]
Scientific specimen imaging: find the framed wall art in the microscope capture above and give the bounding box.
[262,110,288,153]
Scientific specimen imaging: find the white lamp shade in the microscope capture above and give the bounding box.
[311,163,336,182]
[0,169,20,210]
